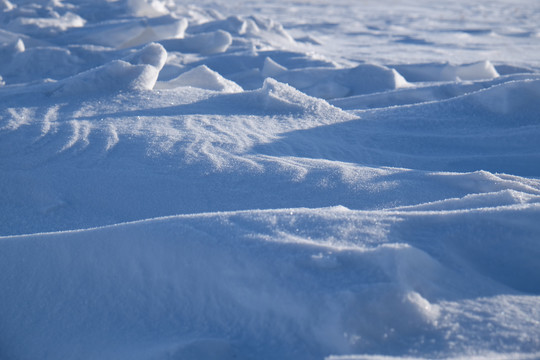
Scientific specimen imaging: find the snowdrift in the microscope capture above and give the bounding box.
[2,205,540,359]
[1,0,539,359]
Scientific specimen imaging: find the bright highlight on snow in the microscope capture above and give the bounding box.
[0,0,539,359]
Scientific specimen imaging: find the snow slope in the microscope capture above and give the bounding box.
[2,205,540,359]
[1,0,539,359]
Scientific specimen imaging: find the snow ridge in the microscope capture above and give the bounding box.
[1,0,540,359]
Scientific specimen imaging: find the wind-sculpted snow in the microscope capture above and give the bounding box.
[260,78,540,176]
[155,64,243,92]
[49,43,167,95]
[1,207,540,359]
[1,0,540,359]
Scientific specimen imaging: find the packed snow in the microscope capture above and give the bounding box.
[1,0,539,359]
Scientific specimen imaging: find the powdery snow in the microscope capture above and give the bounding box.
[1,0,539,359]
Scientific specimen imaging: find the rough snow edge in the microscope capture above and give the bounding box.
[48,43,167,96]
[2,202,540,239]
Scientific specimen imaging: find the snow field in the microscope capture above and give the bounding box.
[1,0,540,359]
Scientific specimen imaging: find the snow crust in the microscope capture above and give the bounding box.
[1,0,540,359]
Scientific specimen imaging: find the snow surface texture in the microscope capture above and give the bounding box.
[1,0,540,359]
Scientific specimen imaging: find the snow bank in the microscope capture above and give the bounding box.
[7,11,85,36]
[127,0,170,18]
[199,77,356,119]
[160,29,232,55]
[261,56,288,78]
[263,78,540,176]
[78,15,188,49]
[394,61,499,82]
[1,206,539,359]
[2,46,81,83]
[331,73,540,110]
[155,65,242,92]
[346,64,411,95]
[463,78,540,116]
[49,43,167,96]
[188,15,295,45]
[264,63,411,99]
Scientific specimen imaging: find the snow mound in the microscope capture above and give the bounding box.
[76,15,188,49]
[272,63,411,99]
[331,73,540,110]
[1,206,539,359]
[463,78,540,116]
[127,0,170,18]
[394,60,500,82]
[346,64,411,95]
[188,15,295,45]
[7,10,85,36]
[242,77,351,116]
[261,56,288,78]
[0,37,24,55]
[255,78,540,176]
[49,43,167,96]
[160,29,232,55]
[123,42,167,70]
[1,45,82,83]
[155,65,243,92]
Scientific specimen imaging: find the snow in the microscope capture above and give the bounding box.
[392,61,500,83]
[160,29,232,55]
[155,64,243,92]
[47,42,167,96]
[1,0,540,359]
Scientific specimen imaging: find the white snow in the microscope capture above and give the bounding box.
[261,56,288,78]
[155,64,243,92]
[393,61,500,82]
[160,29,233,55]
[1,0,540,359]
[49,43,167,95]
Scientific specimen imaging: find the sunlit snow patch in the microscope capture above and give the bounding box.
[155,64,242,92]
[394,60,499,82]
[230,77,355,117]
[77,15,188,49]
[160,29,232,55]
[49,42,167,96]
[270,63,411,99]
